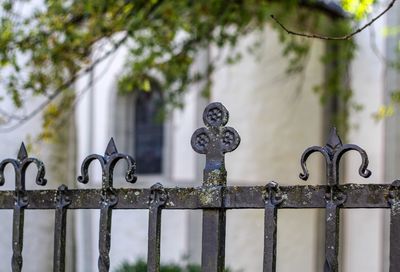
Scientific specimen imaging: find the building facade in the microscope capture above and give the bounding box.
[0,2,399,271]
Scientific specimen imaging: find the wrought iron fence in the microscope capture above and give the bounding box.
[0,102,398,272]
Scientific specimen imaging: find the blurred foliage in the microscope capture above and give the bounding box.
[114,259,232,272]
[341,0,375,20]
[0,0,394,137]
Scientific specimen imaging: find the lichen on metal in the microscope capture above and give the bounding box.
[0,102,399,272]
[299,127,371,186]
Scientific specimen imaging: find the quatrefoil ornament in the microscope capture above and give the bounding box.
[299,128,371,186]
[191,102,240,156]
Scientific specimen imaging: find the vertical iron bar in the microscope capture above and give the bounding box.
[0,143,47,272]
[263,205,277,272]
[12,205,25,272]
[324,202,340,272]
[201,208,226,272]
[263,182,282,272]
[323,187,346,272]
[147,183,167,272]
[147,207,162,272]
[389,180,400,272]
[299,129,370,272]
[201,166,227,272]
[389,204,400,272]
[53,207,68,272]
[77,138,136,272]
[53,185,71,272]
[191,103,240,272]
[98,193,116,272]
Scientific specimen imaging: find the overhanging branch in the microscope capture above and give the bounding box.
[271,0,397,40]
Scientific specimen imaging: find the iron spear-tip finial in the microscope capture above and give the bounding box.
[326,128,342,152]
[105,138,118,157]
[17,142,28,161]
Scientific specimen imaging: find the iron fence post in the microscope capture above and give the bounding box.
[0,143,47,272]
[263,182,283,272]
[300,128,371,272]
[191,102,240,272]
[78,138,136,272]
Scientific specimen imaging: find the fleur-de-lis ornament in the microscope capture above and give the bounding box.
[0,143,47,272]
[77,138,136,272]
[299,128,371,186]
[299,128,371,272]
[77,138,136,189]
[0,143,47,191]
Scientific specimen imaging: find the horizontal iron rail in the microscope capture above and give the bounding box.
[0,183,391,209]
[0,102,393,272]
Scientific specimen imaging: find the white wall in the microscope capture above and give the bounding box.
[0,3,394,272]
[0,8,387,272]
[74,37,207,271]
[211,25,325,272]
[0,96,54,272]
[0,1,55,270]
[343,6,387,271]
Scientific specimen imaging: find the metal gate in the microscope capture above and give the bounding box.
[0,102,397,272]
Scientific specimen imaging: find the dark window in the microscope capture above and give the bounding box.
[134,92,163,174]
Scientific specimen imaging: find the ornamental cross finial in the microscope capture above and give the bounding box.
[191,102,240,186]
[299,128,371,185]
[0,142,47,194]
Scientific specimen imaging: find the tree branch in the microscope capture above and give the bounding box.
[271,0,397,40]
[0,0,165,132]
[0,35,127,133]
